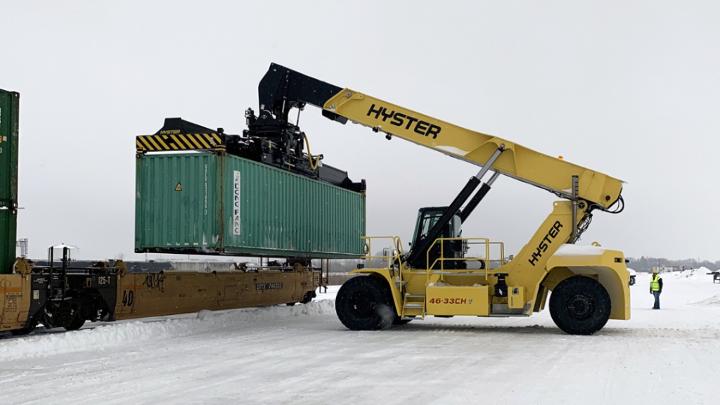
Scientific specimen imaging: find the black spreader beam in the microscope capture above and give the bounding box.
[258,63,344,123]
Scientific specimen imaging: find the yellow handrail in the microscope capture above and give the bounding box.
[362,235,507,289]
[424,237,506,284]
[362,236,404,260]
[362,235,405,289]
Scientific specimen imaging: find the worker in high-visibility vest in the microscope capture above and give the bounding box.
[649,268,663,309]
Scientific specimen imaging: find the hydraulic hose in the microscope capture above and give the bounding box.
[302,132,321,171]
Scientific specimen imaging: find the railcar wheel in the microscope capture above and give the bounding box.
[335,276,394,330]
[550,276,611,335]
[300,290,316,304]
[62,303,86,331]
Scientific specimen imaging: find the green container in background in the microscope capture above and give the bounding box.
[135,152,366,258]
[0,90,19,274]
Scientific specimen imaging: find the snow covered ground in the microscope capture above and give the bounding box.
[2,270,719,405]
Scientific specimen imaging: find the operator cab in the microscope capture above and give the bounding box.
[410,207,466,269]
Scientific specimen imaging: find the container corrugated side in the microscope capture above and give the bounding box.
[221,155,365,257]
[135,152,366,258]
[0,90,19,274]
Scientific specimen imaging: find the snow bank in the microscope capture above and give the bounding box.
[0,300,335,361]
[667,267,713,280]
[690,295,720,307]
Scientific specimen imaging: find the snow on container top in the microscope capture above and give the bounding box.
[135,151,366,258]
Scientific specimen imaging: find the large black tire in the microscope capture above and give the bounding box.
[550,276,611,335]
[335,276,394,331]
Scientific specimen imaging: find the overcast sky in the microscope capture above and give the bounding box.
[1,1,719,261]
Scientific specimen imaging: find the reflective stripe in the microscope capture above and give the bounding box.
[138,136,155,151]
[170,134,189,150]
[195,134,212,149]
[650,274,661,292]
[135,133,224,152]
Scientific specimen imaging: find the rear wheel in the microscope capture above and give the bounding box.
[335,276,394,330]
[550,276,611,335]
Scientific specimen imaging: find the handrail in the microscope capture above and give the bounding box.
[424,237,506,284]
[362,236,404,261]
[362,235,405,291]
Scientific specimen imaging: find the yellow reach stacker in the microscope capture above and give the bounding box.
[255,63,629,335]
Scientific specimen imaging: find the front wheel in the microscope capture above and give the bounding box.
[549,276,611,335]
[335,276,394,330]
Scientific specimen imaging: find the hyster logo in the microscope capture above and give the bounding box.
[367,104,442,139]
[528,221,564,266]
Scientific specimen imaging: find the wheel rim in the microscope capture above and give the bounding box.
[566,294,594,320]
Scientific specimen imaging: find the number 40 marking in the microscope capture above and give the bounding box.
[121,290,134,307]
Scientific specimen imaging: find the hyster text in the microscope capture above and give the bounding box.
[366,104,442,139]
[528,220,564,266]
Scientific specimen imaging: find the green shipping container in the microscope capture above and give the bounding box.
[0,90,19,274]
[135,152,366,258]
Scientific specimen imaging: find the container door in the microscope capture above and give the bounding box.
[135,152,222,252]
